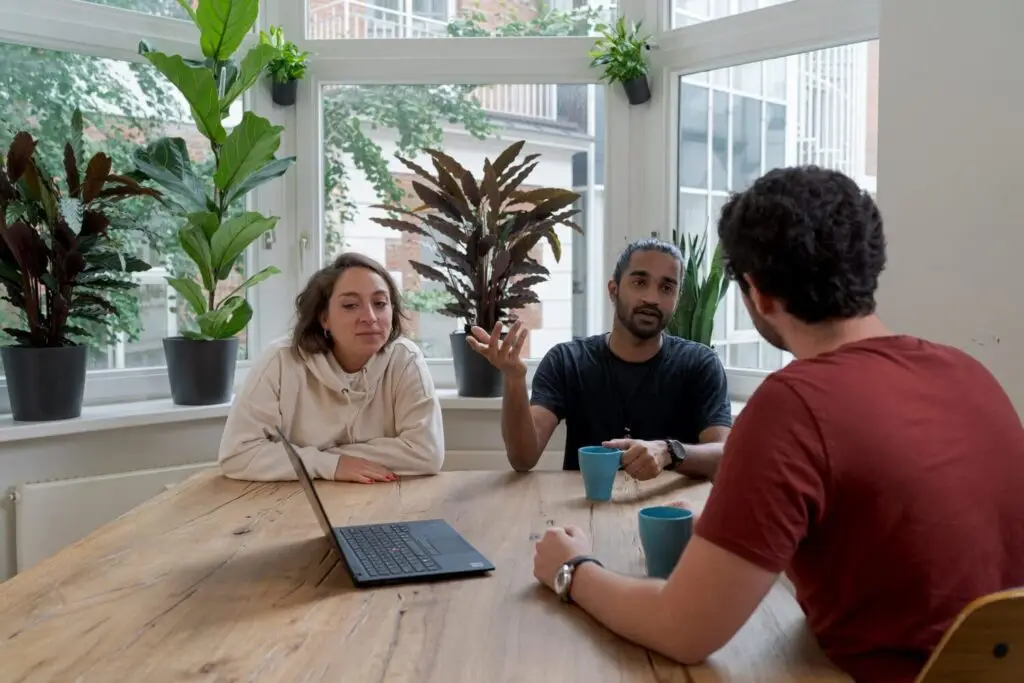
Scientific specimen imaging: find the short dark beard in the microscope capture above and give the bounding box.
[614,296,666,340]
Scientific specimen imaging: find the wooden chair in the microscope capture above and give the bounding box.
[915,587,1024,682]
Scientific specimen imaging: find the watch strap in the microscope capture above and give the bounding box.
[664,439,686,470]
[561,555,603,603]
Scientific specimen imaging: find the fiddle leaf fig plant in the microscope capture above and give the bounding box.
[132,0,295,340]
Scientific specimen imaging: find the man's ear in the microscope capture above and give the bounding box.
[607,279,617,302]
[742,274,775,317]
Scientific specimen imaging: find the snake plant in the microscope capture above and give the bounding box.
[667,228,729,347]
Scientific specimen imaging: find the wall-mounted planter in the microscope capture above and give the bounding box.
[622,76,652,106]
[272,79,298,106]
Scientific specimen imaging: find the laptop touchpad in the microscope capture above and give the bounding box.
[425,534,473,555]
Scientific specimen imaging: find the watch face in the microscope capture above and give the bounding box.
[553,564,572,597]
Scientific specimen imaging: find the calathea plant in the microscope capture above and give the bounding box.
[132,0,296,405]
[369,139,582,397]
[0,110,157,421]
[666,227,729,347]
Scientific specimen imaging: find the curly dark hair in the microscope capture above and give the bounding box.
[717,165,886,324]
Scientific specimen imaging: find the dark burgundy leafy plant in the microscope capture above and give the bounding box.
[370,140,582,332]
[0,110,157,348]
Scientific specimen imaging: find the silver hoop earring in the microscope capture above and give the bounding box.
[323,328,330,339]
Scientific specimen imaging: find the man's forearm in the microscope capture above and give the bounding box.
[673,441,725,481]
[568,563,703,665]
[501,375,541,471]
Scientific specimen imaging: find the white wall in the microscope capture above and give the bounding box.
[0,408,565,582]
[877,0,1023,413]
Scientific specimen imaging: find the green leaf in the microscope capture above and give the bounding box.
[197,0,260,61]
[222,43,280,110]
[692,275,723,346]
[222,156,295,207]
[220,265,279,301]
[209,212,278,280]
[143,52,227,144]
[188,211,221,241]
[167,276,208,316]
[133,138,208,213]
[197,296,251,339]
[179,224,216,292]
[213,112,283,194]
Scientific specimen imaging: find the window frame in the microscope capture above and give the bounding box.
[282,0,632,389]
[0,0,880,413]
[644,0,880,397]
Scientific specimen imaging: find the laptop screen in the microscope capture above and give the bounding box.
[276,426,344,553]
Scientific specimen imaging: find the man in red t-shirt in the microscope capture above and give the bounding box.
[530,166,1024,683]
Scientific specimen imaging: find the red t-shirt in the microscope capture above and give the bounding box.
[695,335,1024,683]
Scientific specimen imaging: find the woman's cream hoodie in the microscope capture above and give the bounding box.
[218,336,444,481]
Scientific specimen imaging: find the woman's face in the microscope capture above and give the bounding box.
[321,266,393,367]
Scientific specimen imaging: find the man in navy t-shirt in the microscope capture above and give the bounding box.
[468,238,732,481]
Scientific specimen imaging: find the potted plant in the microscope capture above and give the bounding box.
[666,227,729,346]
[132,0,296,405]
[369,140,582,397]
[261,25,309,107]
[0,111,156,422]
[589,17,654,106]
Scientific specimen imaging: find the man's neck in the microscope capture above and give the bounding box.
[606,326,663,363]
[787,314,894,360]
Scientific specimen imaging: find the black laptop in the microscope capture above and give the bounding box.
[276,426,495,587]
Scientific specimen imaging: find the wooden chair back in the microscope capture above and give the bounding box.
[915,587,1024,683]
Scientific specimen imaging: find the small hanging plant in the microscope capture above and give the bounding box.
[261,25,310,107]
[589,17,654,106]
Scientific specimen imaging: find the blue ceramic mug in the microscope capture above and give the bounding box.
[638,506,694,578]
[578,446,623,501]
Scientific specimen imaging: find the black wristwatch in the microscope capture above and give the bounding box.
[664,439,686,471]
[553,555,603,604]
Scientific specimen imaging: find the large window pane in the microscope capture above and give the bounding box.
[308,0,615,39]
[674,40,879,373]
[672,0,792,28]
[0,42,250,380]
[679,84,709,188]
[319,83,604,361]
[80,0,194,20]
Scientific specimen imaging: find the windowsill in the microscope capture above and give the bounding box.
[0,390,746,444]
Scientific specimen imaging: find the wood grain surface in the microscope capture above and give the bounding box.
[0,469,849,683]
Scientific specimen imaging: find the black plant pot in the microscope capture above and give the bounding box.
[450,331,503,398]
[164,337,238,406]
[1,345,87,422]
[272,79,298,106]
[622,76,652,106]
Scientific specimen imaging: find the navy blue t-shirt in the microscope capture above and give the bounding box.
[530,334,733,470]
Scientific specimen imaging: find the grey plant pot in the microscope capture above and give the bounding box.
[272,78,298,106]
[450,331,503,398]
[1,345,87,422]
[164,337,238,406]
[622,76,652,105]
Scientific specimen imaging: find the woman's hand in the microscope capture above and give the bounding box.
[334,455,396,483]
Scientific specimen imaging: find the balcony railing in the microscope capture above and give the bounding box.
[309,0,560,122]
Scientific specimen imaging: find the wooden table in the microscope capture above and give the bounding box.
[0,470,849,683]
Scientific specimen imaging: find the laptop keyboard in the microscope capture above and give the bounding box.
[340,524,440,578]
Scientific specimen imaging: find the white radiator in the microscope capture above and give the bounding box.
[14,462,214,573]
